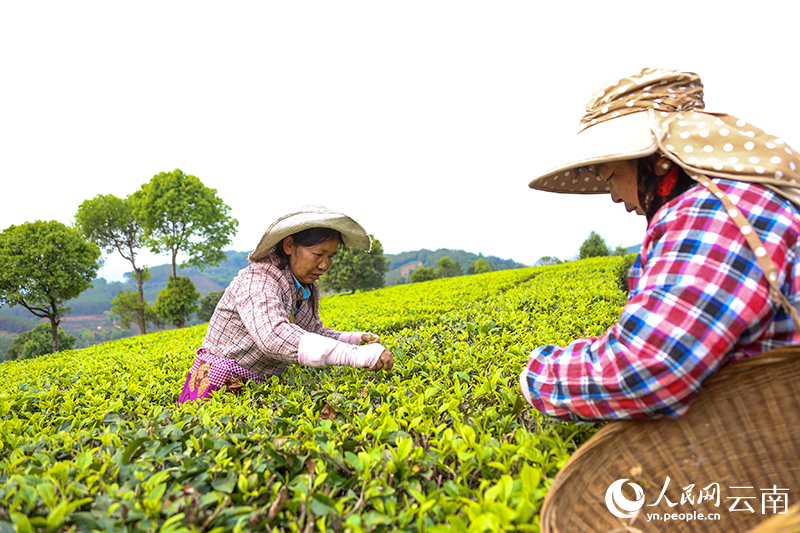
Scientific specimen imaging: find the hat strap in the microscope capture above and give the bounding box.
[692,174,800,333]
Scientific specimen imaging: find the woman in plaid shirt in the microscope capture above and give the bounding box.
[520,68,800,421]
[179,206,393,404]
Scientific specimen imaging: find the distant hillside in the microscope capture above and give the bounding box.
[0,312,43,333]
[625,244,642,255]
[0,248,526,334]
[384,249,527,285]
[0,314,43,356]
[0,251,250,324]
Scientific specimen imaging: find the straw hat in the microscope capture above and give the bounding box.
[248,205,371,262]
[529,67,800,207]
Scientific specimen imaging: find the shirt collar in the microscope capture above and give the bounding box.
[290,272,311,301]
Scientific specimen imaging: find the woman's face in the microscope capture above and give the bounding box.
[593,159,645,216]
[283,236,339,284]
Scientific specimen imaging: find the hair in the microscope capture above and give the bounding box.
[636,155,697,221]
[274,227,343,270]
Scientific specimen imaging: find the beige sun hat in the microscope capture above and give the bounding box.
[529,67,800,207]
[529,67,800,332]
[248,205,371,262]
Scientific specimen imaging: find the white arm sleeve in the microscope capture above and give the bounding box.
[298,332,384,369]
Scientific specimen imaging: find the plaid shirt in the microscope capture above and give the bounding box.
[202,254,341,377]
[521,179,800,420]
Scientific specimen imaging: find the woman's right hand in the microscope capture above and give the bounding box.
[368,349,394,372]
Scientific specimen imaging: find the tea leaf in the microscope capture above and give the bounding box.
[0,258,626,531]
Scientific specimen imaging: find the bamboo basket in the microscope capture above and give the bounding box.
[539,345,800,533]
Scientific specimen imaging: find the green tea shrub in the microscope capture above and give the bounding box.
[0,257,626,532]
[615,253,639,295]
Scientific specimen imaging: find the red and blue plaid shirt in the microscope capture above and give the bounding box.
[520,178,800,420]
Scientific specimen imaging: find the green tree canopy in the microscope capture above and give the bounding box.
[466,257,492,275]
[435,256,463,278]
[410,266,437,283]
[319,236,389,294]
[579,231,611,259]
[137,169,239,279]
[77,328,96,349]
[154,276,200,328]
[6,324,75,360]
[111,290,164,332]
[534,256,563,266]
[0,221,101,352]
[197,291,224,322]
[75,193,152,334]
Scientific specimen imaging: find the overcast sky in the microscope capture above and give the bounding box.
[3,2,799,282]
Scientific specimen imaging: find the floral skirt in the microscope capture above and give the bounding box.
[178,348,265,404]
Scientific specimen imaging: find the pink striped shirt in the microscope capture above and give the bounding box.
[202,253,341,377]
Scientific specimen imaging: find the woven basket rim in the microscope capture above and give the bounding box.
[539,344,800,533]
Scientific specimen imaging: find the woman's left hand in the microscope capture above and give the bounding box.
[360,332,380,344]
[338,331,381,345]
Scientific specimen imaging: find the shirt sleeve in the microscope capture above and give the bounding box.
[520,197,773,421]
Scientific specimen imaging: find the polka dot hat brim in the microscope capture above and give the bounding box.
[248,205,372,263]
[529,111,659,194]
[528,67,800,205]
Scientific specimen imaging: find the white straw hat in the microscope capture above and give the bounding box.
[248,205,371,262]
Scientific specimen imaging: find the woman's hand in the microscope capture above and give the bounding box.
[368,349,394,371]
[337,331,381,345]
[360,333,380,344]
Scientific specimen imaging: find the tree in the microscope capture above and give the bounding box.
[75,193,151,334]
[579,231,611,259]
[410,266,437,283]
[435,256,463,278]
[197,291,224,322]
[99,327,127,344]
[111,290,164,331]
[77,328,96,349]
[0,221,101,352]
[6,324,76,360]
[467,257,492,275]
[535,256,563,266]
[154,276,200,328]
[319,236,390,294]
[137,169,238,279]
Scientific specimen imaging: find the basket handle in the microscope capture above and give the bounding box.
[691,174,800,333]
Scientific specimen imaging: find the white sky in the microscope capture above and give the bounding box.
[3,1,799,282]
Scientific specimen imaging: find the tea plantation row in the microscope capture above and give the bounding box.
[0,257,628,532]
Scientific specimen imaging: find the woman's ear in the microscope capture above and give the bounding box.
[283,236,296,256]
[653,156,673,177]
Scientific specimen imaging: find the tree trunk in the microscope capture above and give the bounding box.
[135,267,147,335]
[172,250,178,280]
[50,318,60,353]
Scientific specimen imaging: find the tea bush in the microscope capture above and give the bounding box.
[0,257,627,533]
